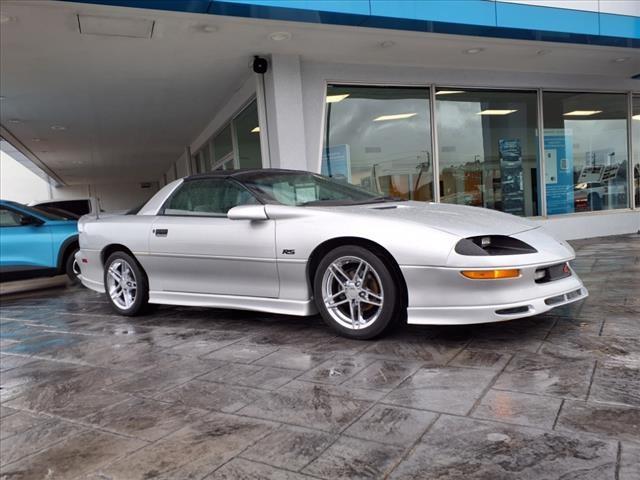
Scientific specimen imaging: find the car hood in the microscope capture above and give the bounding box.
[339,201,538,238]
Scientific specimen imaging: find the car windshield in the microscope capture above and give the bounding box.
[11,203,69,221]
[241,172,402,206]
[36,206,80,220]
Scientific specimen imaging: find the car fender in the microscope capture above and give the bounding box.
[55,234,79,272]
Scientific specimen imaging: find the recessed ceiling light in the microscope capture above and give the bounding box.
[463,48,484,54]
[379,40,395,48]
[269,31,291,41]
[251,126,260,133]
[373,113,417,122]
[326,94,350,103]
[8,118,22,124]
[436,90,465,95]
[195,24,218,33]
[563,110,602,116]
[614,57,629,63]
[32,138,41,142]
[50,125,67,130]
[477,110,517,115]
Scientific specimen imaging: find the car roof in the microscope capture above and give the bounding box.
[184,168,311,182]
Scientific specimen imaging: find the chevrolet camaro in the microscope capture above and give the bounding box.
[76,169,587,339]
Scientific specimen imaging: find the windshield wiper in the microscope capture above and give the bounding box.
[300,196,405,206]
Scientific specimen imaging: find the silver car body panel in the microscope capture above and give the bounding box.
[77,178,587,324]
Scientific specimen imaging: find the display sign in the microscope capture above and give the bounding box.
[499,138,525,216]
[544,129,575,215]
[321,144,351,182]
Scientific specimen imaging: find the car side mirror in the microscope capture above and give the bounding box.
[227,205,268,221]
[20,215,44,226]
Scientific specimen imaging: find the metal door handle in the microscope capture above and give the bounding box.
[154,228,168,237]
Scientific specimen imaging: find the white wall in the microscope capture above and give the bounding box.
[0,151,51,204]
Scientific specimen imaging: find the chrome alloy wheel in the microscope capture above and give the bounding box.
[72,259,81,277]
[106,259,137,309]
[321,255,384,330]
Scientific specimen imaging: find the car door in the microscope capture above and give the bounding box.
[0,206,54,273]
[144,178,279,297]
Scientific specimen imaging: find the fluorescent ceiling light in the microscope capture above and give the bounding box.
[326,94,349,103]
[436,90,464,95]
[563,110,602,116]
[633,114,640,120]
[77,14,155,39]
[251,127,260,133]
[374,113,417,122]
[477,110,517,115]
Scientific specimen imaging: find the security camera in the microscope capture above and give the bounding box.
[252,56,268,74]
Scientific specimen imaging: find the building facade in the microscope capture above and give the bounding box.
[2,0,639,238]
[153,0,640,239]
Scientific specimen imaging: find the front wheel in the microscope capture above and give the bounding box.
[104,252,148,316]
[313,245,399,340]
[65,248,81,284]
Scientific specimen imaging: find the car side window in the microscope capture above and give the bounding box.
[0,207,24,227]
[163,179,258,216]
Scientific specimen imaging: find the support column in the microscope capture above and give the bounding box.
[262,54,307,170]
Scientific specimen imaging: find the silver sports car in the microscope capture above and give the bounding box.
[76,169,587,339]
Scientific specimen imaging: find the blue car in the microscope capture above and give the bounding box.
[0,200,80,283]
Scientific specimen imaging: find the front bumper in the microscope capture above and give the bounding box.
[402,262,588,325]
[74,249,105,293]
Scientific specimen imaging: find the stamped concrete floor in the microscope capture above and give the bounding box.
[1,234,639,479]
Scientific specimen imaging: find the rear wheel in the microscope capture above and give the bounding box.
[104,252,148,316]
[314,245,399,340]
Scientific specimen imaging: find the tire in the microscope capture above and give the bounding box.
[103,251,149,316]
[64,248,80,284]
[313,245,399,340]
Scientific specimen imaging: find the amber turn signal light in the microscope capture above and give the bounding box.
[461,269,520,280]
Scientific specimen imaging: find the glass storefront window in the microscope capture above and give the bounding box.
[213,124,233,165]
[233,100,262,169]
[323,85,433,201]
[436,88,539,216]
[200,142,210,171]
[543,92,629,215]
[633,94,639,209]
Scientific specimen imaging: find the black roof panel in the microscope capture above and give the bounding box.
[184,168,310,182]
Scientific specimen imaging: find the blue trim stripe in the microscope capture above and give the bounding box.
[600,12,640,40]
[370,0,496,27]
[495,2,599,36]
[59,0,640,48]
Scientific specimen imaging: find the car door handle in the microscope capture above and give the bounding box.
[153,228,168,237]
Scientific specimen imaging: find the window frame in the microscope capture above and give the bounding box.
[158,177,263,218]
[193,97,262,173]
[320,81,638,218]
